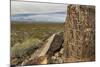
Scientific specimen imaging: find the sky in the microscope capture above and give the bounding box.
[11,1,67,23]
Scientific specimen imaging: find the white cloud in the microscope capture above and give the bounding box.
[11,1,67,15]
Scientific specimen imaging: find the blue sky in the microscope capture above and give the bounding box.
[11,1,67,23]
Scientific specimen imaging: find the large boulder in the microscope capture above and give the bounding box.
[64,4,95,62]
[47,32,64,56]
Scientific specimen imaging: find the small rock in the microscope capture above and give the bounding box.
[55,52,59,57]
[58,58,63,63]
[60,48,64,54]
[51,56,56,60]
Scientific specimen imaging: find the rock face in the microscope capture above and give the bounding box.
[64,4,95,62]
[47,32,64,64]
[47,32,64,56]
[48,48,64,64]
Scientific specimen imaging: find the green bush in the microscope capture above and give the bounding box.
[11,38,42,57]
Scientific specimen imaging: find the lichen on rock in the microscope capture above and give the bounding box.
[64,4,95,62]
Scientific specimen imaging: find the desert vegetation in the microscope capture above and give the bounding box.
[11,22,64,65]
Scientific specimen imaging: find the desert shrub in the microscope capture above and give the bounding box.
[11,38,42,57]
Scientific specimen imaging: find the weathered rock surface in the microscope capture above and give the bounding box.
[64,4,95,62]
[48,48,64,64]
[47,32,64,56]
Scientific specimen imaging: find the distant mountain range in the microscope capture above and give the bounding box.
[11,11,66,23]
